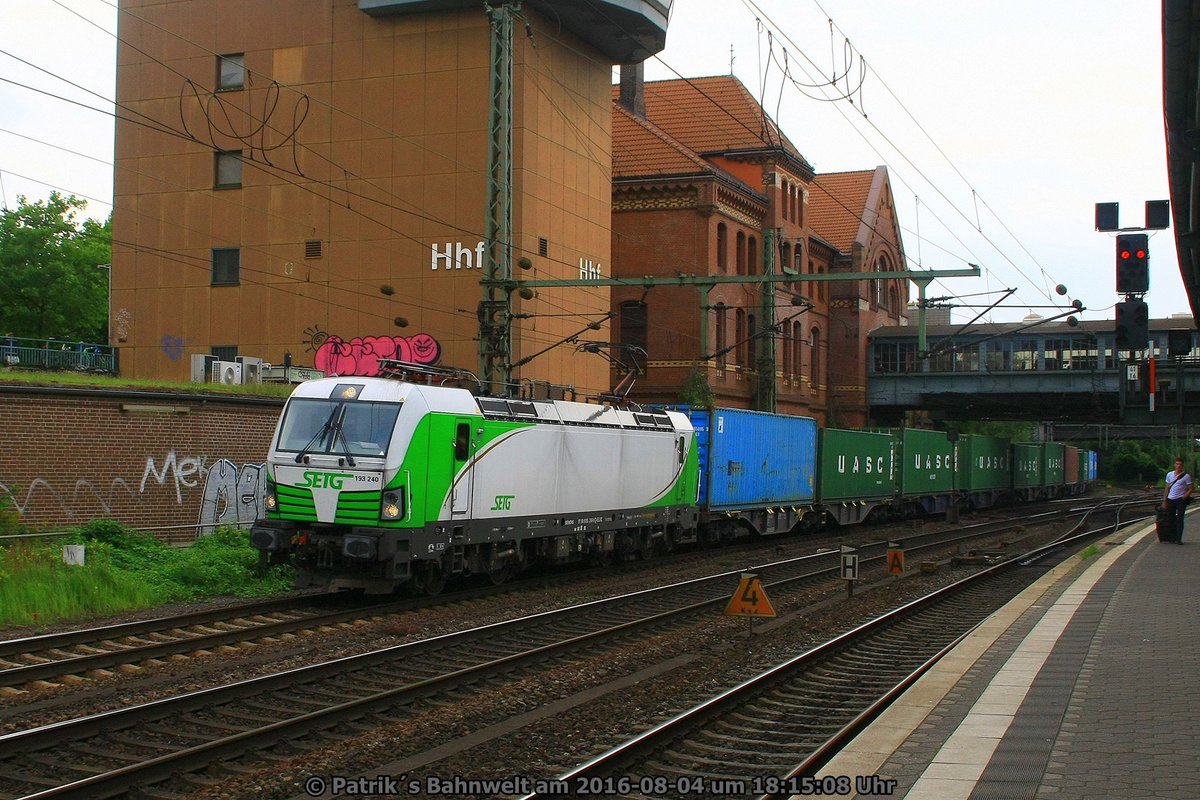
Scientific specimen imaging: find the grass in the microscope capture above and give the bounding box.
[1078,544,1100,560]
[0,519,295,630]
[0,373,296,631]
[0,367,294,398]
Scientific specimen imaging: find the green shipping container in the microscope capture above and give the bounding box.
[959,434,1010,492]
[1012,443,1042,488]
[898,428,956,495]
[1042,442,1065,488]
[819,428,897,501]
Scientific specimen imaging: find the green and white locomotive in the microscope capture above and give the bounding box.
[251,378,701,593]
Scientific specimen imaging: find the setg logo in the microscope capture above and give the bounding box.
[300,471,353,489]
[491,495,515,511]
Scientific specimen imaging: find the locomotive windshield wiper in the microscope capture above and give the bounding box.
[294,402,343,463]
[330,407,356,467]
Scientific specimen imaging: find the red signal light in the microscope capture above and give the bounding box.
[1120,248,1131,259]
[1135,248,1146,258]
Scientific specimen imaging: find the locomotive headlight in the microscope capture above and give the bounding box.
[265,491,277,511]
[381,492,402,520]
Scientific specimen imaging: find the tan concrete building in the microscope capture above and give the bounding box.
[112,0,667,398]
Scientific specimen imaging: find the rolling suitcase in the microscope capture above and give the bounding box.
[1157,505,1178,542]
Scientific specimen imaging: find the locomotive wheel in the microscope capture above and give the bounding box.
[418,562,447,596]
[488,563,516,585]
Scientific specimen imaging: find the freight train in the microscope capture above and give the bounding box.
[250,377,1097,593]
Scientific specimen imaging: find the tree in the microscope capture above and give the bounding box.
[0,193,111,343]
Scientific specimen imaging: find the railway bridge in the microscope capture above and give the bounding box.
[867,317,1200,427]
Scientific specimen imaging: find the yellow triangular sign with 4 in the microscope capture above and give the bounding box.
[724,574,777,617]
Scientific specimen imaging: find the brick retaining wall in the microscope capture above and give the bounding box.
[0,387,282,543]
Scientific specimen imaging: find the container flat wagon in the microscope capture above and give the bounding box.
[818,428,897,525]
[680,407,817,536]
[896,428,956,515]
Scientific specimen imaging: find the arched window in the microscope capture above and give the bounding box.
[716,223,728,272]
[889,287,899,315]
[810,327,821,390]
[714,303,728,368]
[748,236,758,276]
[747,313,757,370]
[619,301,647,354]
[782,179,790,222]
[793,322,803,377]
[782,327,792,378]
[817,266,826,301]
[875,254,890,307]
[735,308,746,366]
[780,242,791,276]
[796,187,804,226]
[736,231,746,275]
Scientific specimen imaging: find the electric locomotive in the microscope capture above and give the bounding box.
[251,377,700,593]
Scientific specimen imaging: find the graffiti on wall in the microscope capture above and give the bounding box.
[160,334,185,360]
[140,451,266,532]
[1,451,266,534]
[306,326,442,377]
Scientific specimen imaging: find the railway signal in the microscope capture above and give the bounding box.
[1115,233,1149,294]
[1115,299,1149,350]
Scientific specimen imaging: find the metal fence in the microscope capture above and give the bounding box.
[1,337,118,375]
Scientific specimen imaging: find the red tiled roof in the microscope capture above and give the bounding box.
[612,75,809,166]
[612,103,715,179]
[808,169,877,252]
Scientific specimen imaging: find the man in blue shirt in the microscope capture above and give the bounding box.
[1163,458,1194,544]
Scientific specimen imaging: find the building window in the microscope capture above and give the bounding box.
[780,242,791,275]
[810,327,821,389]
[782,328,791,378]
[217,53,245,91]
[736,231,746,275]
[817,266,825,300]
[793,322,803,377]
[211,345,238,362]
[714,303,727,368]
[782,179,791,222]
[214,150,242,189]
[619,301,647,354]
[212,248,240,285]
[874,342,918,373]
[747,313,757,370]
[716,223,728,272]
[748,236,757,276]
[735,309,746,366]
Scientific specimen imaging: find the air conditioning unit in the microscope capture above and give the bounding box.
[211,361,243,385]
[237,356,263,384]
[191,354,217,384]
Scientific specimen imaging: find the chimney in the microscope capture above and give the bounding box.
[619,62,645,119]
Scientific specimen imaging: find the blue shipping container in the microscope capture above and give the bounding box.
[683,407,817,509]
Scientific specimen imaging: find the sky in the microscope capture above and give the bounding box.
[1,0,1190,326]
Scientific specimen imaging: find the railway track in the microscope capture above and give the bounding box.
[522,505,1147,799]
[0,496,1153,799]
[0,497,1117,695]
[0,497,1146,800]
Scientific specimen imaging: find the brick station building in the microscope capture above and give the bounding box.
[610,71,909,426]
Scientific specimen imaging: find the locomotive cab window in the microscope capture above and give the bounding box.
[454,423,471,461]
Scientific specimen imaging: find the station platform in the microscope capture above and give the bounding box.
[815,507,1200,800]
